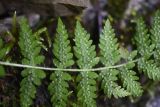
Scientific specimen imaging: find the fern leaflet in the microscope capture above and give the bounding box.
[134,17,154,59]
[99,20,130,98]
[151,10,160,63]
[134,17,160,80]
[48,18,74,107]
[18,18,46,107]
[74,21,99,107]
[119,49,143,97]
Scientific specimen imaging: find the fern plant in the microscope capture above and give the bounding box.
[74,21,99,107]
[2,10,160,107]
[18,18,46,107]
[48,18,74,107]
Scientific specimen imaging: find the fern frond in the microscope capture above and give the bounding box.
[18,17,46,107]
[134,17,160,80]
[74,21,99,107]
[134,17,154,59]
[48,18,74,107]
[99,20,120,66]
[151,10,160,62]
[119,50,143,97]
[99,20,129,98]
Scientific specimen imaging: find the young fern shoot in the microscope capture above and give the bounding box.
[74,21,99,107]
[99,20,130,98]
[48,18,74,107]
[18,18,46,107]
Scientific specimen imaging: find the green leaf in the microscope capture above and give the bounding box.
[74,21,99,107]
[35,70,46,79]
[151,10,160,63]
[19,17,46,107]
[88,72,98,79]
[134,16,160,81]
[134,17,154,59]
[49,18,74,107]
[62,72,72,80]
[99,20,120,66]
[99,19,129,98]
[34,55,45,65]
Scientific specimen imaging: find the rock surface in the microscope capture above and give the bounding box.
[0,0,90,16]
